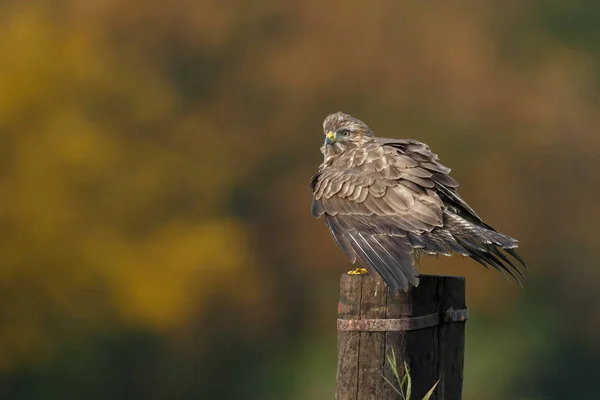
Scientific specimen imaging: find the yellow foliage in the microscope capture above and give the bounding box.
[0,4,259,368]
[87,219,254,330]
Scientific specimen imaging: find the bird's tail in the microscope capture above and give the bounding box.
[409,211,528,284]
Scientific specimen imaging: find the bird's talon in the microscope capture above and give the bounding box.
[347,268,369,275]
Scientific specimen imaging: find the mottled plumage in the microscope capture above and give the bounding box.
[310,112,527,291]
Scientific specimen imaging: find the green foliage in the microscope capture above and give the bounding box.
[385,348,438,400]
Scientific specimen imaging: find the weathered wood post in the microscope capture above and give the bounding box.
[336,274,467,400]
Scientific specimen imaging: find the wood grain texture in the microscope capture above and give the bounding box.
[336,274,466,400]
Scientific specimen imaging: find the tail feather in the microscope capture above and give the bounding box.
[505,248,528,269]
[470,245,523,286]
[489,246,526,281]
[441,211,527,284]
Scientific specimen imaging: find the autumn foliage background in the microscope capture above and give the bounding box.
[1,0,600,399]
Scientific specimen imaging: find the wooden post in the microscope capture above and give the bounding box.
[336,274,467,400]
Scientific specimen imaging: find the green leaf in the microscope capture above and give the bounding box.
[400,360,408,388]
[404,361,412,400]
[388,348,401,384]
[421,380,439,400]
[384,348,407,399]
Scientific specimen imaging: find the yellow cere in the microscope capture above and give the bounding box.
[327,131,335,141]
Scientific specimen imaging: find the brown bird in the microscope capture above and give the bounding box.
[310,112,527,291]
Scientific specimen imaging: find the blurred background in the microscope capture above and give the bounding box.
[1,0,600,399]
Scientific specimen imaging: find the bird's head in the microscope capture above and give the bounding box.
[321,112,373,154]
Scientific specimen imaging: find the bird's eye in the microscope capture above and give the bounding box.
[338,129,350,136]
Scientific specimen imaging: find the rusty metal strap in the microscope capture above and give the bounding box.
[337,308,468,332]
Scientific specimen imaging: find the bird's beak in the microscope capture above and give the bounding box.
[325,131,336,145]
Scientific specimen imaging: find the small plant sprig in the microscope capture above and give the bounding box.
[384,348,439,400]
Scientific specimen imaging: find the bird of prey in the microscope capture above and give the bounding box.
[310,112,527,291]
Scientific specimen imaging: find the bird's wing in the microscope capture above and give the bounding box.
[375,138,527,283]
[376,138,482,222]
[311,141,447,291]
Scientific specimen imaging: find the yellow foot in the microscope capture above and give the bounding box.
[347,268,369,276]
